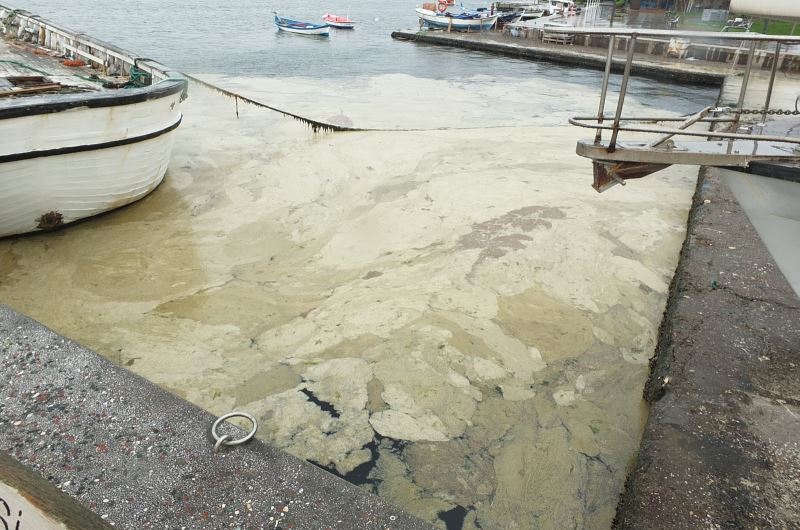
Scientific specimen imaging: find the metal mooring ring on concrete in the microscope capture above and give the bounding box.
[211,412,258,452]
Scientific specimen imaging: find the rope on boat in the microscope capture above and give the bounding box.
[1,60,118,87]
[184,74,539,134]
[0,59,51,76]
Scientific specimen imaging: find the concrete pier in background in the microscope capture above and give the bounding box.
[391,30,730,86]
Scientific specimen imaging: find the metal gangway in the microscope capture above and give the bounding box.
[545,27,800,192]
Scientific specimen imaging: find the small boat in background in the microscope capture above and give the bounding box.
[416,5,498,31]
[274,13,330,36]
[492,1,554,22]
[323,13,355,29]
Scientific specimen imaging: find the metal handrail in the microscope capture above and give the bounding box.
[568,117,800,145]
[544,27,800,42]
[543,27,799,150]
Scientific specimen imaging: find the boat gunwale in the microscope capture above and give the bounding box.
[274,15,329,31]
[0,78,187,120]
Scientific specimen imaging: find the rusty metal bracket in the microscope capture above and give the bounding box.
[592,161,671,192]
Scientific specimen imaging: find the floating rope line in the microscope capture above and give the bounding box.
[185,73,356,133]
[184,74,538,134]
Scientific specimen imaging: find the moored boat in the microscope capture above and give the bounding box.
[0,7,187,238]
[492,1,554,21]
[416,6,498,31]
[274,13,330,36]
[322,13,355,29]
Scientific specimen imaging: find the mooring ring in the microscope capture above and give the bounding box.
[211,412,258,451]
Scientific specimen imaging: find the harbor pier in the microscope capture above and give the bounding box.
[392,29,800,85]
[616,163,800,528]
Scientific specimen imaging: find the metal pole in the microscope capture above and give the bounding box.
[595,35,616,144]
[761,42,781,124]
[733,40,756,131]
[645,107,711,148]
[609,34,637,151]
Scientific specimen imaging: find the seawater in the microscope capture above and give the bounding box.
[12,0,711,110]
[3,1,720,528]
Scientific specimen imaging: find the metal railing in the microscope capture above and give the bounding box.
[545,27,800,150]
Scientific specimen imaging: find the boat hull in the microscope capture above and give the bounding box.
[323,14,355,28]
[719,167,800,297]
[415,8,498,30]
[0,80,185,237]
[276,24,330,35]
[275,16,330,35]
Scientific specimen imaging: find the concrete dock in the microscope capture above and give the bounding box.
[391,30,733,86]
[616,165,800,528]
[0,305,435,529]
[393,28,800,88]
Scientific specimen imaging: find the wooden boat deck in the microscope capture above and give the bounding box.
[0,38,124,95]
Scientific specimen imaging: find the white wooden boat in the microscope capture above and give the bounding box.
[416,7,498,31]
[493,1,554,21]
[0,8,187,238]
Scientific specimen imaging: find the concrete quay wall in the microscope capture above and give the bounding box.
[0,305,434,530]
[615,167,800,528]
[392,30,728,86]
[508,29,800,73]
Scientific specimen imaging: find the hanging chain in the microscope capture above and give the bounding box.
[737,108,800,116]
[712,105,800,116]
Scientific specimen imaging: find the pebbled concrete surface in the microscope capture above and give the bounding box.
[615,168,800,529]
[0,305,435,530]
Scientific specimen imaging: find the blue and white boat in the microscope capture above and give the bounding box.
[415,6,498,31]
[274,13,330,36]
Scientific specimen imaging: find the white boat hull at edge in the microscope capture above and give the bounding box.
[1,90,182,155]
[718,167,800,297]
[0,82,184,238]
[0,133,176,237]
